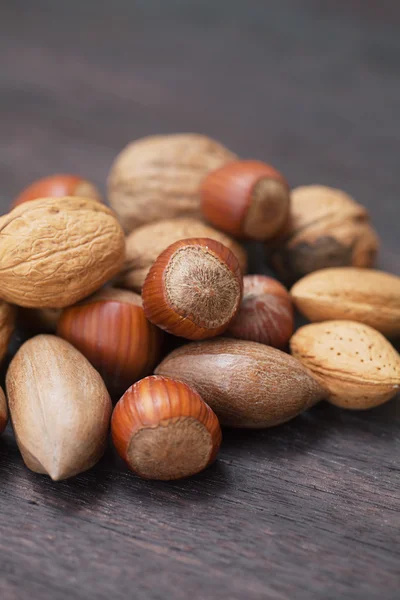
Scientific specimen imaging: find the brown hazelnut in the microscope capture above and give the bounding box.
[108,133,236,233]
[0,387,8,434]
[12,174,102,207]
[266,185,379,284]
[111,375,222,480]
[227,275,294,348]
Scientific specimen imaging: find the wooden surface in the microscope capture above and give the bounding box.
[0,1,399,598]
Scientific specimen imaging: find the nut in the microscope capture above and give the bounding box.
[6,335,112,480]
[155,338,325,428]
[266,185,379,284]
[291,268,400,337]
[201,160,290,240]
[227,275,294,348]
[0,387,7,434]
[57,288,162,395]
[12,174,102,207]
[111,375,221,480]
[290,320,400,409]
[116,217,248,292]
[0,196,125,308]
[142,238,243,340]
[108,133,236,233]
[0,300,16,363]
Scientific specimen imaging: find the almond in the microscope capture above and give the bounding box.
[291,268,400,337]
[290,320,400,409]
[155,338,325,428]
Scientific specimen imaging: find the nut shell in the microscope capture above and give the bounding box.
[142,238,243,340]
[111,375,221,480]
[0,197,125,308]
[0,387,7,434]
[0,300,16,363]
[108,133,236,233]
[12,174,102,207]
[266,185,379,284]
[201,160,290,240]
[117,217,248,292]
[6,335,112,480]
[155,338,325,428]
[57,288,162,394]
[228,275,294,348]
[290,321,400,409]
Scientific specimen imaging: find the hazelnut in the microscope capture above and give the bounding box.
[108,133,236,233]
[0,387,7,434]
[0,197,125,308]
[111,375,221,480]
[266,185,379,284]
[201,160,290,240]
[116,217,248,292]
[57,288,162,395]
[142,238,243,340]
[12,174,102,207]
[228,275,294,348]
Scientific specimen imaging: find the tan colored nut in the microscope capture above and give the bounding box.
[266,185,379,284]
[155,338,325,428]
[0,387,7,433]
[0,300,16,363]
[290,320,400,409]
[108,134,236,233]
[291,268,400,337]
[117,217,248,292]
[0,197,125,308]
[6,335,112,481]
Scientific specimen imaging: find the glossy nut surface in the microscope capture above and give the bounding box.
[12,174,102,207]
[0,387,8,434]
[142,238,243,340]
[228,275,294,349]
[201,160,290,240]
[111,375,222,480]
[57,288,162,395]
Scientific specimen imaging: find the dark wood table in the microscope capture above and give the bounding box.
[0,1,399,598]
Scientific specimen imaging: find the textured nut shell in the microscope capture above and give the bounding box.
[117,217,248,292]
[12,174,102,207]
[0,387,7,434]
[108,134,236,233]
[291,268,400,337]
[112,375,221,480]
[267,186,379,283]
[6,335,112,480]
[155,338,325,428]
[0,300,16,362]
[290,321,400,409]
[0,197,125,308]
[228,275,294,348]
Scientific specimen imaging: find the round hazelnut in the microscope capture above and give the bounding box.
[108,133,236,233]
[116,217,248,292]
[201,160,290,240]
[228,275,294,348]
[142,238,243,340]
[12,174,102,207]
[111,375,222,480]
[0,387,8,434]
[57,288,162,395]
[266,185,379,284]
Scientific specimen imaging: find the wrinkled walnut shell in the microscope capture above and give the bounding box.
[0,197,125,308]
[108,133,236,233]
[266,185,379,284]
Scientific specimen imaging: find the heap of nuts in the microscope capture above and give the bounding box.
[0,133,399,482]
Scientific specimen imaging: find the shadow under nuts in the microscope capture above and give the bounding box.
[0,387,7,434]
[142,238,243,340]
[6,335,112,481]
[0,197,125,308]
[111,375,221,480]
[57,288,162,395]
[266,185,379,284]
[155,338,325,428]
[0,299,16,364]
[117,217,248,292]
[107,133,237,233]
[291,267,400,337]
[290,321,400,409]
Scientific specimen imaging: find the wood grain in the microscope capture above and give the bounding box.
[0,1,399,598]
